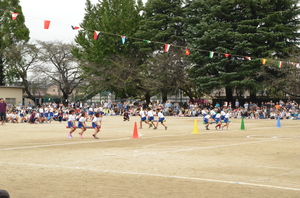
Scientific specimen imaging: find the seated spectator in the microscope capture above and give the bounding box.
[270,112,276,119]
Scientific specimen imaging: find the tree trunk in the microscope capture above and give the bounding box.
[250,90,257,102]
[162,90,168,103]
[225,86,233,105]
[62,92,69,106]
[0,58,5,86]
[182,90,194,103]
[144,92,151,105]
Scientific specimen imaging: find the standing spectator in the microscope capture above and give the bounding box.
[244,102,249,111]
[235,99,239,109]
[0,98,7,125]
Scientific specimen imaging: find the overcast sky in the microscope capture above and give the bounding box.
[19,0,145,43]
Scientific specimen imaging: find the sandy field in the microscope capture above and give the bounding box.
[0,116,299,198]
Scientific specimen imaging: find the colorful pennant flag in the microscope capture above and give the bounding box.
[94,31,101,40]
[11,13,18,20]
[245,56,251,60]
[164,44,170,52]
[224,53,230,58]
[209,51,214,58]
[121,36,126,44]
[44,20,51,29]
[278,61,283,68]
[144,40,151,44]
[71,26,80,30]
[185,48,190,55]
[262,59,266,65]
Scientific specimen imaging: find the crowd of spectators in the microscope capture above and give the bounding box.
[3,98,300,123]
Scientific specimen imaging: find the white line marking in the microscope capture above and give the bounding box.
[0,161,299,192]
[160,139,277,153]
[0,134,185,151]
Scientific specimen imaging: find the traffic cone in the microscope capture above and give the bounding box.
[276,116,281,128]
[192,120,199,134]
[131,122,140,138]
[240,117,246,130]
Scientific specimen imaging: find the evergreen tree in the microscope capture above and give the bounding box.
[0,0,30,85]
[73,0,143,99]
[184,0,300,102]
[134,0,196,102]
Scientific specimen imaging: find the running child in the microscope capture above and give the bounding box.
[221,111,230,130]
[147,107,155,128]
[153,109,167,130]
[215,112,222,130]
[78,112,87,139]
[204,113,211,130]
[92,112,102,139]
[67,110,77,138]
[138,108,150,129]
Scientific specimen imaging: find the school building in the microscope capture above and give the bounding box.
[0,86,23,105]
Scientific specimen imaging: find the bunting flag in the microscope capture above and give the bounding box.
[164,44,170,52]
[278,61,283,68]
[44,20,51,29]
[94,31,101,40]
[224,53,230,58]
[185,48,190,55]
[71,26,80,30]
[121,36,126,44]
[16,14,299,68]
[12,13,18,20]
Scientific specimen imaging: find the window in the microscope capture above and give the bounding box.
[5,98,16,105]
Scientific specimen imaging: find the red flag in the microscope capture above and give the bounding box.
[94,31,100,40]
[44,20,51,29]
[12,13,18,20]
[185,48,190,55]
[164,44,170,52]
[71,26,80,30]
[224,53,230,58]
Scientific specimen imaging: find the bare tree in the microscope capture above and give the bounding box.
[37,41,83,104]
[5,42,40,102]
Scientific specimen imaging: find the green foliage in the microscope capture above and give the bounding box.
[134,0,186,54]
[73,0,143,98]
[184,0,300,101]
[0,0,30,85]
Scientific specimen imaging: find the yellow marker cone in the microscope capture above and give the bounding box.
[192,120,199,134]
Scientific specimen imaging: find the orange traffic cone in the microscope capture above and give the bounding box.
[131,122,140,139]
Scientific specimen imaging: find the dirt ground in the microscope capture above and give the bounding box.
[0,116,299,198]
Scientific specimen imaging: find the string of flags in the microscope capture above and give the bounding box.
[8,11,300,69]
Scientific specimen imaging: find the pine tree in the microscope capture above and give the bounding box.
[0,0,30,85]
[134,0,196,102]
[184,0,300,102]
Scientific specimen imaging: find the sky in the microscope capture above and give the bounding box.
[18,0,109,43]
